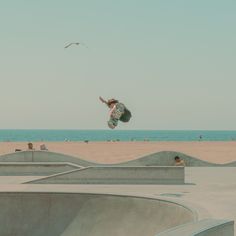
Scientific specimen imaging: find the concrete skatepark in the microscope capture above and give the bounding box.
[0,150,235,235]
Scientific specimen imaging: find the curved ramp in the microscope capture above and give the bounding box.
[0,192,195,236]
[156,219,234,236]
[1,151,236,167]
[117,151,236,167]
[0,151,94,167]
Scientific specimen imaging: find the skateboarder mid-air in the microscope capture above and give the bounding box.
[99,97,132,129]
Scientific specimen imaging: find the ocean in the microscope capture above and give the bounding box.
[0,130,236,142]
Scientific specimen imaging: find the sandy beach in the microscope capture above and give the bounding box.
[0,141,236,164]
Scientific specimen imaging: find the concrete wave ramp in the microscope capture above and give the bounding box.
[0,151,94,166]
[119,151,236,167]
[1,150,236,167]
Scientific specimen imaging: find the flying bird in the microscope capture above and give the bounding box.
[64,42,88,49]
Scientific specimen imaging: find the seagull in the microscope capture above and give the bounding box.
[64,42,88,49]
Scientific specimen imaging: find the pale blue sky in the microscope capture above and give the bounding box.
[0,0,235,129]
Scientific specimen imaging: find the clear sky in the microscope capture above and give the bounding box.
[0,0,235,130]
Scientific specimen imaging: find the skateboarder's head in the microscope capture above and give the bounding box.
[107,99,118,108]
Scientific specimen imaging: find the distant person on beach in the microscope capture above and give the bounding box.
[40,144,48,151]
[99,96,132,129]
[174,156,185,166]
[199,135,203,141]
[27,142,34,150]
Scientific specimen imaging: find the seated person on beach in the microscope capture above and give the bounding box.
[40,144,48,151]
[174,156,185,166]
[99,96,132,129]
[27,142,35,150]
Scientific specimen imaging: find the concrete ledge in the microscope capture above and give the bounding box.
[0,162,81,176]
[25,166,185,184]
[156,219,234,236]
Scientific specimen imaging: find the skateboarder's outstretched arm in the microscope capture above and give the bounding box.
[99,96,108,106]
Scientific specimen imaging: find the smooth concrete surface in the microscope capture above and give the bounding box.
[0,165,235,235]
[25,166,185,185]
[0,176,45,184]
[1,150,236,167]
[3,167,234,235]
[156,219,234,236]
[0,192,195,236]
[0,162,80,176]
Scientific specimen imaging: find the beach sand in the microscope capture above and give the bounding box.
[0,141,236,164]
